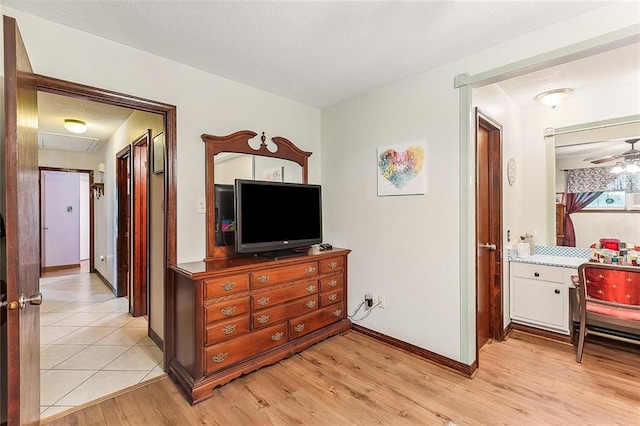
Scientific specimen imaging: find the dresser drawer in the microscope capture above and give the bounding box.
[204,323,287,374]
[319,275,343,292]
[204,274,249,299]
[289,302,344,339]
[320,289,343,307]
[252,295,318,329]
[205,315,250,346]
[252,281,318,310]
[511,263,564,282]
[319,257,343,274]
[204,296,250,324]
[251,261,319,288]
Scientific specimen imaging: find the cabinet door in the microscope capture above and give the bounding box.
[511,278,568,333]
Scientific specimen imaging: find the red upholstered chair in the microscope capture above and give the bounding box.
[576,263,640,362]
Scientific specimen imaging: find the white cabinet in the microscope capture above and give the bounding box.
[510,262,577,335]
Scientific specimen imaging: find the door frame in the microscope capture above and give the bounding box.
[39,167,95,274]
[475,109,505,361]
[34,75,177,368]
[116,146,131,298]
[131,131,151,317]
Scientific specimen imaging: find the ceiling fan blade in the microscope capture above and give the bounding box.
[584,154,620,164]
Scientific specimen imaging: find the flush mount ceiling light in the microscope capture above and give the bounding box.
[535,88,573,109]
[63,119,87,134]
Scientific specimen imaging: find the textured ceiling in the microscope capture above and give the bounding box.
[3,0,612,108]
[37,92,134,153]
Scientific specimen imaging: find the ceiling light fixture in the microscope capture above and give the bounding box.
[610,160,640,174]
[63,119,87,134]
[535,88,573,109]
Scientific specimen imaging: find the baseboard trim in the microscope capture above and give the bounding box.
[149,327,164,351]
[510,323,572,344]
[41,263,80,273]
[93,269,116,295]
[352,324,477,378]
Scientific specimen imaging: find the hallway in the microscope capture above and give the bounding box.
[39,269,164,420]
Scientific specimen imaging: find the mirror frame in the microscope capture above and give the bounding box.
[202,130,312,260]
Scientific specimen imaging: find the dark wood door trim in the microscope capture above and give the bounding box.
[132,131,151,317]
[475,108,504,362]
[116,146,131,298]
[34,74,177,370]
[38,167,95,275]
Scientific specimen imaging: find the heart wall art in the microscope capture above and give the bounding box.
[377,142,426,196]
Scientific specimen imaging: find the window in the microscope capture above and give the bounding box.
[583,191,640,211]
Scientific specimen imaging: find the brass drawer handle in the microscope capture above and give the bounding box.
[220,306,237,316]
[305,300,316,308]
[294,324,305,332]
[306,285,316,293]
[257,297,270,306]
[305,266,316,273]
[328,279,337,288]
[328,294,337,301]
[257,315,270,324]
[272,332,284,341]
[212,352,228,363]
[221,324,236,335]
[257,275,270,284]
[221,281,236,291]
[332,309,342,317]
[328,261,338,269]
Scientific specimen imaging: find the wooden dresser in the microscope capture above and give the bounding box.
[169,247,351,404]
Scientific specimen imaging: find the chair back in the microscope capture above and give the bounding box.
[578,263,640,309]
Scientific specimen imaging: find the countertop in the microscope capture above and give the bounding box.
[509,254,588,269]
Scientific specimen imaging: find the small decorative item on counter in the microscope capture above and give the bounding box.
[517,236,530,258]
[524,232,535,255]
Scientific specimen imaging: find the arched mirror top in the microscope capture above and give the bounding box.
[202,130,313,260]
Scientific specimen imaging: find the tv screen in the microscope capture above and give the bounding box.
[234,179,322,258]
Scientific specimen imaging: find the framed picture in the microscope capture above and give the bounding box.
[262,166,284,182]
[377,142,426,196]
[153,132,165,174]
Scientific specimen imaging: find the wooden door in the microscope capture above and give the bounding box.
[132,131,150,317]
[475,109,504,354]
[1,15,41,426]
[116,146,131,298]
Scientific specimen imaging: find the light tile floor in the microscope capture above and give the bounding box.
[39,271,164,420]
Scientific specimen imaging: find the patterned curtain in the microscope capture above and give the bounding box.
[566,166,640,193]
[562,192,602,247]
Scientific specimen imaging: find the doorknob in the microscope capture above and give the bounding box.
[43,227,48,230]
[479,243,497,251]
[1,293,42,310]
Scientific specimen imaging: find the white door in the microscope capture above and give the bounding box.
[41,170,81,269]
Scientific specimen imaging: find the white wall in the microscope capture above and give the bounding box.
[322,2,639,362]
[1,6,322,265]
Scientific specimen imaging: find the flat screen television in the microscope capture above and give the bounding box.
[234,179,322,259]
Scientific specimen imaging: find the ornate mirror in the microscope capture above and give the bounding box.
[202,130,312,260]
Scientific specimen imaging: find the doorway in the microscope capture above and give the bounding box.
[475,109,504,358]
[40,168,93,275]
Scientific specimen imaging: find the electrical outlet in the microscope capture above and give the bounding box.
[365,291,374,309]
[196,197,206,214]
[378,295,385,309]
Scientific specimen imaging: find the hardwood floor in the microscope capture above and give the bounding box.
[42,330,639,425]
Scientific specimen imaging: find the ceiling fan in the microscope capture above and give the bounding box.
[584,138,640,164]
